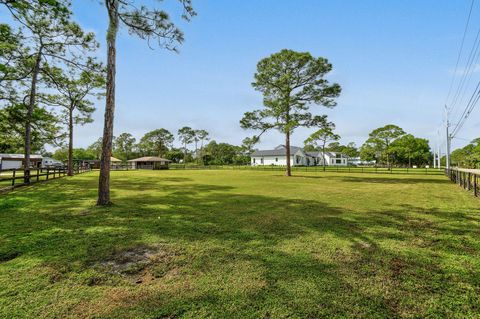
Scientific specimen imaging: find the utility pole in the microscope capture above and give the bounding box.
[437,144,441,168]
[436,129,441,169]
[445,105,451,169]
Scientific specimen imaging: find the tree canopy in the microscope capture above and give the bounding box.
[241,49,341,176]
[360,125,432,167]
[360,124,405,166]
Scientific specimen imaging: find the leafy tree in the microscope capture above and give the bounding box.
[114,132,136,161]
[448,138,480,168]
[52,147,96,161]
[203,140,246,165]
[389,134,431,167]
[87,137,104,160]
[304,119,340,171]
[178,126,195,165]
[240,136,258,156]
[240,49,341,176]
[359,143,377,163]
[194,129,209,163]
[0,103,60,153]
[361,124,405,166]
[42,64,105,175]
[2,0,98,183]
[0,23,25,101]
[328,141,359,158]
[164,148,184,163]
[97,0,195,205]
[138,128,173,157]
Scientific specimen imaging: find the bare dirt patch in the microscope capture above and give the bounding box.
[95,244,183,285]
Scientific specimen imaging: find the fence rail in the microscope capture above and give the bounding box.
[445,168,479,198]
[0,166,91,192]
[168,164,443,175]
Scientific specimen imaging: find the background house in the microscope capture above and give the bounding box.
[74,157,122,169]
[0,154,43,170]
[128,156,171,169]
[250,145,348,166]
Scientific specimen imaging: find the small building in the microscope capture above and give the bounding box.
[128,156,171,170]
[74,157,123,169]
[0,154,43,170]
[250,145,348,166]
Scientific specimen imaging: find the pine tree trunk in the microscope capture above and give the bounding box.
[97,1,118,206]
[322,144,326,172]
[184,143,187,168]
[68,108,74,176]
[24,48,42,184]
[285,131,291,176]
[195,141,198,164]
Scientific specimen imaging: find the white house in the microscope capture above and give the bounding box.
[250,145,348,166]
[0,154,43,170]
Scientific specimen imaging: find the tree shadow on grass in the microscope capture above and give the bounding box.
[289,174,450,184]
[1,174,479,318]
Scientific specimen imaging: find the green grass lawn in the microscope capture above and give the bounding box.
[0,170,479,318]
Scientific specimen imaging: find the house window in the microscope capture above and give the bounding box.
[253,158,256,164]
[296,156,300,164]
[275,158,278,162]
[336,159,342,164]
[261,158,264,164]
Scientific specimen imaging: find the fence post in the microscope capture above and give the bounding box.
[474,174,478,197]
[24,168,30,184]
[36,168,40,182]
[12,169,15,187]
[46,168,49,180]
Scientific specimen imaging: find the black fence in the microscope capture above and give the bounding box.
[168,164,443,175]
[445,168,479,198]
[0,166,91,192]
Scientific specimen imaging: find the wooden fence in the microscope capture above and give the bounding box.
[445,168,479,198]
[169,164,443,175]
[0,166,91,192]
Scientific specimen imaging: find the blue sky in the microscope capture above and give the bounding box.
[57,1,480,151]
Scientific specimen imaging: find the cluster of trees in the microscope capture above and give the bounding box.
[0,0,105,177]
[448,138,480,168]
[52,127,251,165]
[1,0,195,205]
[359,124,432,167]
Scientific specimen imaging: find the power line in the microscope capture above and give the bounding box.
[445,0,476,106]
[451,83,480,137]
[448,29,480,115]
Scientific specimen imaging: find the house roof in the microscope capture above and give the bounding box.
[251,148,348,158]
[127,156,171,162]
[306,151,346,157]
[110,156,122,162]
[251,145,303,157]
[0,153,43,160]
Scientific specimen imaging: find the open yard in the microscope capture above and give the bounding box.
[0,170,479,318]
